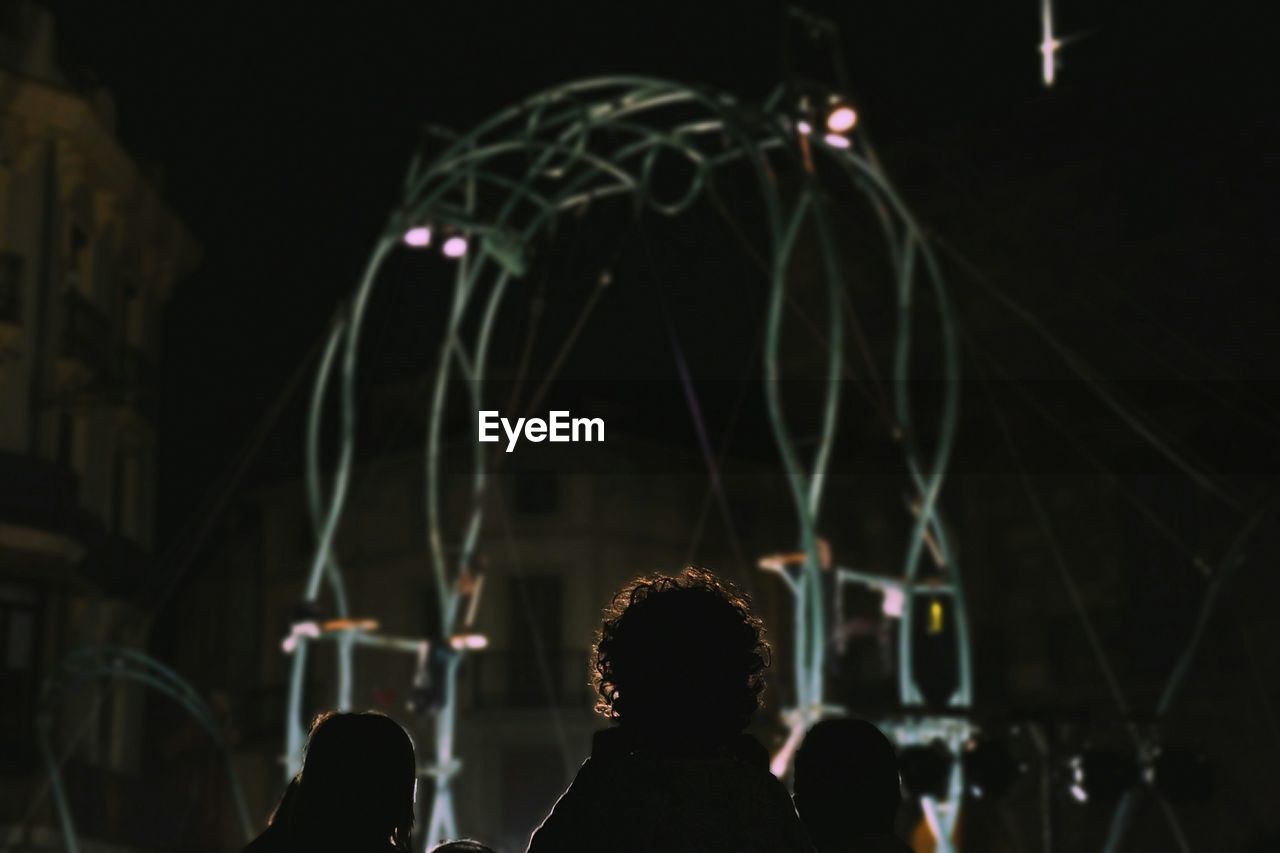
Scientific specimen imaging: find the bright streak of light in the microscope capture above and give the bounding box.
[403,226,432,247]
[1070,783,1088,803]
[882,586,905,618]
[443,235,468,258]
[823,133,851,149]
[826,105,857,133]
[1040,0,1061,86]
[770,720,807,778]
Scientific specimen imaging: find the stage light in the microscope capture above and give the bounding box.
[449,632,488,651]
[1068,749,1140,804]
[899,740,953,800]
[826,104,857,133]
[443,235,468,258]
[823,133,851,150]
[403,226,432,248]
[962,738,1023,799]
[882,586,905,618]
[1147,745,1213,803]
[1040,0,1061,86]
[281,620,320,653]
[796,119,813,135]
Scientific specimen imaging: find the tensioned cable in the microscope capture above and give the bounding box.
[637,222,755,588]
[965,332,1205,567]
[895,131,1274,487]
[973,330,1140,742]
[490,482,577,779]
[703,177,897,433]
[5,314,330,851]
[940,236,1246,512]
[904,134,1280,429]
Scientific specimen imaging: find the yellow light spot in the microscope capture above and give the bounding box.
[928,599,944,634]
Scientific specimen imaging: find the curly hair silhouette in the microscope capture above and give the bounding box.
[528,568,809,853]
[593,566,770,740]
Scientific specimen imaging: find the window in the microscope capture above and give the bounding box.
[123,278,146,347]
[111,449,137,535]
[0,582,41,768]
[507,575,563,706]
[55,410,85,475]
[513,470,558,515]
[0,250,22,324]
[67,225,91,294]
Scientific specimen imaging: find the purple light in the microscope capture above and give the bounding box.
[443,236,468,258]
[797,119,813,135]
[826,105,858,133]
[823,133,851,150]
[403,226,432,248]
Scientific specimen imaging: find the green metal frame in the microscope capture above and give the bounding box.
[37,646,254,853]
[291,76,969,850]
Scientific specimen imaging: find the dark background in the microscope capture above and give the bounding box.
[38,0,1275,533]
[31,1,1279,850]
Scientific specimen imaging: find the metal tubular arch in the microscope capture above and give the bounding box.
[38,646,254,853]
[290,76,968,849]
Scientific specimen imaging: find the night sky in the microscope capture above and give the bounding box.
[39,0,1274,556]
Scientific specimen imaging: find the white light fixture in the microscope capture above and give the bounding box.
[450,632,488,651]
[442,236,468,258]
[403,226,432,248]
[282,620,321,653]
[1040,0,1061,86]
[881,586,905,618]
[826,105,857,133]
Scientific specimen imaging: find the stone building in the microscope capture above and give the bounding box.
[0,5,199,849]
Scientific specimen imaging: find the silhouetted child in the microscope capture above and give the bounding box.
[793,719,912,853]
[245,710,417,852]
[527,567,811,853]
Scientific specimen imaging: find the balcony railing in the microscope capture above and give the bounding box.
[0,250,21,325]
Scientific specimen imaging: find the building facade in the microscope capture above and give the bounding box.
[0,5,199,850]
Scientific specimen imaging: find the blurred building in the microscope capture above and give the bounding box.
[0,5,199,849]
[163,431,794,852]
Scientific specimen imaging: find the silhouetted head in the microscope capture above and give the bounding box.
[290,711,416,851]
[793,719,902,848]
[593,567,770,741]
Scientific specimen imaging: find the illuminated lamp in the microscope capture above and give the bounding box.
[403,226,432,248]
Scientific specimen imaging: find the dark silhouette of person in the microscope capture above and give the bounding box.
[245,710,417,852]
[793,719,912,853]
[243,776,298,853]
[527,567,812,853]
